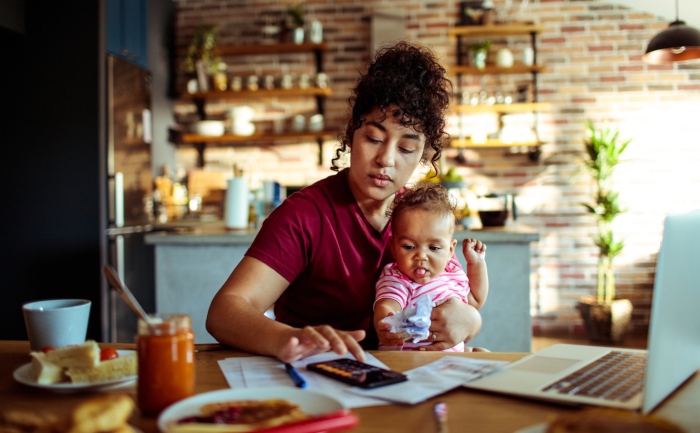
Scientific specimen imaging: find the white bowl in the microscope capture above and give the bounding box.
[193,120,225,136]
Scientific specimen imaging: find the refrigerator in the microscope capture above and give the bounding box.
[103,55,156,343]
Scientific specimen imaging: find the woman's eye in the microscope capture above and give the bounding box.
[399,147,416,154]
[367,136,382,144]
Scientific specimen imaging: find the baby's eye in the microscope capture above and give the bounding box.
[429,246,441,251]
[402,245,414,251]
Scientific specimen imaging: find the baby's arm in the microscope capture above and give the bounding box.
[463,238,488,309]
[373,299,405,346]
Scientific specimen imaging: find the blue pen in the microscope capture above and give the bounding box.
[285,363,307,388]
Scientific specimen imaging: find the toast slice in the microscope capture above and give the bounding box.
[46,340,100,368]
[30,352,66,384]
[66,352,137,384]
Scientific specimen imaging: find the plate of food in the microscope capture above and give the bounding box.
[158,387,358,433]
[13,340,137,392]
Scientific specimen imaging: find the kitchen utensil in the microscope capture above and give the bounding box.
[478,193,517,227]
[103,264,158,326]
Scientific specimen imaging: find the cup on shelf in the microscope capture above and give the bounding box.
[298,74,310,89]
[292,114,306,132]
[308,114,324,132]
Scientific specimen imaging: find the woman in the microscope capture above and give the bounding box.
[206,41,482,363]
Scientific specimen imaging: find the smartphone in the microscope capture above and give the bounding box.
[306,358,408,389]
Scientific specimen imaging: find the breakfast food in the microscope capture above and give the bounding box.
[0,393,135,433]
[29,342,136,385]
[172,399,309,432]
[29,352,65,385]
[546,408,686,433]
[66,353,137,384]
[45,341,100,368]
[67,393,134,433]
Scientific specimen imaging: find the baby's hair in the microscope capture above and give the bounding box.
[389,182,456,230]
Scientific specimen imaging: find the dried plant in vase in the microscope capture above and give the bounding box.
[577,120,633,344]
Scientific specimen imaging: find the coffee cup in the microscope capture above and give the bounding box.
[23,299,91,351]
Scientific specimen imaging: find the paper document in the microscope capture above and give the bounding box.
[218,352,391,408]
[345,356,508,405]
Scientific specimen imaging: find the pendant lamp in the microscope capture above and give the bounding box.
[642,0,700,64]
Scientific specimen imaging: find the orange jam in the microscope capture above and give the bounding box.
[136,314,195,415]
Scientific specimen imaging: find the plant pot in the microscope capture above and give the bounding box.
[577,296,633,344]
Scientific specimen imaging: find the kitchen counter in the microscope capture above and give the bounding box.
[145,220,539,245]
[146,221,539,351]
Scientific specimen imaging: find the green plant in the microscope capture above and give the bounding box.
[181,25,221,75]
[288,3,305,28]
[580,120,631,303]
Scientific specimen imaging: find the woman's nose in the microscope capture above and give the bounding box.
[376,145,395,167]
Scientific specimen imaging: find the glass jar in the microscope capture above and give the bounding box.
[136,314,195,416]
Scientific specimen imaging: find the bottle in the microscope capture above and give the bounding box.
[136,314,195,415]
[309,18,323,43]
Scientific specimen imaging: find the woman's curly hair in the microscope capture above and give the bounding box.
[388,182,456,231]
[332,41,452,175]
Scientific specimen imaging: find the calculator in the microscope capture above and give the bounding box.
[306,358,408,389]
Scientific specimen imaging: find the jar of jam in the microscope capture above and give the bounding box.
[136,313,195,415]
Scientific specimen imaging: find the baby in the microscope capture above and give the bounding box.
[374,182,488,351]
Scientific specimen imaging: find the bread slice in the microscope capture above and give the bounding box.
[66,352,137,384]
[46,340,100,368]
[29,352,66,384]
[66,393,134,433]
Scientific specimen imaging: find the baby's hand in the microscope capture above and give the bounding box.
[374,311,405,347]
[462,238,486,264]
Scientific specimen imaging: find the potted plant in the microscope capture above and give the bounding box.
[576,120,633,344]
[288,3,305,44]
[466,40,492,70]
[181,25,222,91]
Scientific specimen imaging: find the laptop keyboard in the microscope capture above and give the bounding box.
[542,351,647,401]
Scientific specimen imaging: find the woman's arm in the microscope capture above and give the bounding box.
[206,256,366,362]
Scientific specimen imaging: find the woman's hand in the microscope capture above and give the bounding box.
[276,325,366,363]
[421,298,482,351]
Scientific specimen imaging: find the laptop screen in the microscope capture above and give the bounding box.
[643,210,700,413]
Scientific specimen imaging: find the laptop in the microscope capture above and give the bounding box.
[464,210,700,413]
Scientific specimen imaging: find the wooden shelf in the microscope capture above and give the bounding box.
[453,103,550,113]
[218,42,329,56]
[449,24,544,37]
[181,87,332,100]
[172,130,334,145]
[450,139,543,148]
[449,64,545,75]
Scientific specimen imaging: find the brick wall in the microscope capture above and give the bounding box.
[172,0,700,337]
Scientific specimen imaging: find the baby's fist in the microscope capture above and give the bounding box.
[462,238,486,263]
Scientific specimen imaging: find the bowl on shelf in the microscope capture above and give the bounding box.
[193,120,225,136]
[478,210,508,227]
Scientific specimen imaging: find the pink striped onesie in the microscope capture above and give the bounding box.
[374,256,470,352]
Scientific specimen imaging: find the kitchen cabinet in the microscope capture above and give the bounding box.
[106,0,148,69]
[448,24,547,161]
[171,42,331,167]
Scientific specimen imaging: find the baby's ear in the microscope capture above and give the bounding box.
[449,239,458,254]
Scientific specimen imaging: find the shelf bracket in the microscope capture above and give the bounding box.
[195,142,205,168]
[317,137,324,166]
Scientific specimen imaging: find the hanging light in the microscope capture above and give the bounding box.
[642,0,700,64]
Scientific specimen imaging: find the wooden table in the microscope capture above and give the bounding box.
[1,341,698,433]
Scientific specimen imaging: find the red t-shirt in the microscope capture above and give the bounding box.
[246,169,392,349]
